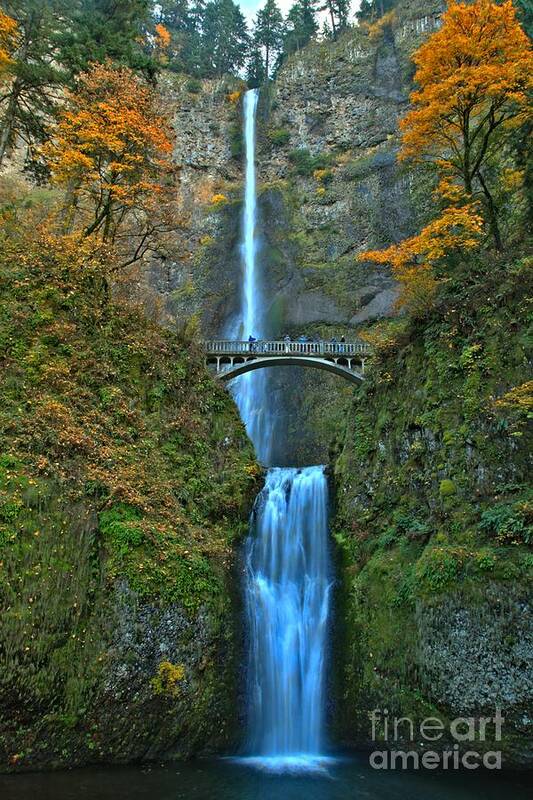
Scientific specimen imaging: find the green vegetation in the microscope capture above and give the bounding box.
[151,661,186,697]
[0,191,259,768]
[333,247,532,755]
[288,147,334,176]
[268,127,291,147]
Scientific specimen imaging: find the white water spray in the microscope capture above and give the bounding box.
[228,89,274,465]
[243,466,333,771]
[230,90,332,773]
[241,89,259,337]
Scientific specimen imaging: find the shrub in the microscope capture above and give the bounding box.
[151,661,186,697]
[185,78,202,94]
[479,500,531,545]
[229,123,242,158]
[313,168,333,184]
[439,479,456,497]
[99,504,144,556]
[269,128,290,147]
[415,546,465,593]
[288,148,331,176]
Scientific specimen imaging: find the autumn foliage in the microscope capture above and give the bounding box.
[155,23,171,50]
[401,0,532,248]
[401,1,532,170]
[154,22,171,64]
[43,62,175,243]
[360,203,484,315]
[359,0,533,314]
[0,10,17,81]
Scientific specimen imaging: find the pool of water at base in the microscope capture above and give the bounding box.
[0,754,530,800]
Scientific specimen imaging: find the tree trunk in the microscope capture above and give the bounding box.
[477,170,503,252]
[84,199,111,239]
[60,179,82,234]
[0,88,20,167]
[329,4,337,40]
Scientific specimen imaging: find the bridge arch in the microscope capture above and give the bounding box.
[214,355,364,385]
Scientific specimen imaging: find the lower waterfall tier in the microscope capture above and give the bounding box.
[244,466,332,762]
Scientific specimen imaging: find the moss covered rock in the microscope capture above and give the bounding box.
[0,231,259,771]
[332,250,533,766]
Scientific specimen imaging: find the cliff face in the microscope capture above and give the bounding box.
[331,250,532,765]
[143,2,445,334]
[135,0,445,462]
[254,0,443,329]
[0,231,259,771]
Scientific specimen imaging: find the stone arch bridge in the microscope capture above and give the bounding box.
[203,340,371,385]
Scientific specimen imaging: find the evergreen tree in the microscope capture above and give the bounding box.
[514,0,533,38]
[282,0,318,59]
[0,1,69,166]
[58,0,155,80]
[201,0,249,77]
[179,1,206,75]
[246,42,266,88]
[156,0,190,30]
[154,0,199,74]
[356,0,397,24]
[254,0,284,80]
[321,0,350,39]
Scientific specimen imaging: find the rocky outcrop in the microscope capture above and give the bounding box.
[133,2,446,462]
[417,588,532,718]
[250,0,444,330]
[1,574,241,771]
[138,0,445,340]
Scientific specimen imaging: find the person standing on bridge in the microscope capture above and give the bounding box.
[248,335,256,352]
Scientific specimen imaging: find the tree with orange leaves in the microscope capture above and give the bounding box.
[359,202,484,316]
[43,61,175,244]
[359,0,532,315]
[155,23,171,50]
[0,10,17,81]
[400,0,532,251]
[153,22,171,66]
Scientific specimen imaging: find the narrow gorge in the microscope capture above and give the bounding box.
[0,0,531,796]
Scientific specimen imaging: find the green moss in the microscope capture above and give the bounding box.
[439,479,456,497]
[333,247,531,754]
[151,661,186,697]
[185,78,202,94]
[99,504,144,553]
[288,147,333,176]
[0,225,259,765]
[229,122,243,158]
[268,127,290,147]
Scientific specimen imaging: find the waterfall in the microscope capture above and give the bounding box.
[244,467,332,770]
[241,89,260,337]
[229,90,333,772]
[227,88,274,466]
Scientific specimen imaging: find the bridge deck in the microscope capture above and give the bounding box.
[203,339,371,358]
[203,339,370,384]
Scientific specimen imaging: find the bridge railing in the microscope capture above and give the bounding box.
[203,339,371,357]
